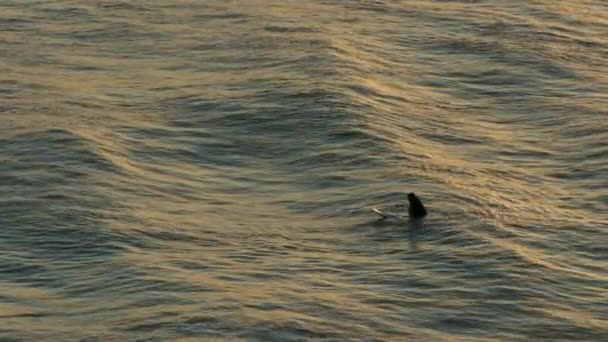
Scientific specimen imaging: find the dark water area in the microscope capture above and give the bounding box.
[1,1,607,341]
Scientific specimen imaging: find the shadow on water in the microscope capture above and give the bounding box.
[362,216,428,251]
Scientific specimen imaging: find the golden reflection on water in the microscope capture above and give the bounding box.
[2,0,607,340]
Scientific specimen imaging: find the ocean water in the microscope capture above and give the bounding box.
[1,1,607,340]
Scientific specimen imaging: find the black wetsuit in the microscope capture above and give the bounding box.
[408,193,427,218]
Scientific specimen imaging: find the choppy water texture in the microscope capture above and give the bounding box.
[1,1,607,341]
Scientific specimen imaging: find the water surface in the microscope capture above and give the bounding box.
[1,1,607,340]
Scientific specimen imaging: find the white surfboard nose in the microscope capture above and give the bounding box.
[372,208,402,220]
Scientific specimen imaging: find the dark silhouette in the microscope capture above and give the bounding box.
[372,192,428,220]
[407,192,427,218]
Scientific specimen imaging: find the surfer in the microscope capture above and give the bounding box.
[372,192,427,219]
[407,192,427,218]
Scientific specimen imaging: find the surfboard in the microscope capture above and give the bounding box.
[372,208,401,220]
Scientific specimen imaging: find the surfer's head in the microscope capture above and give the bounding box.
[407,192,427,218]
